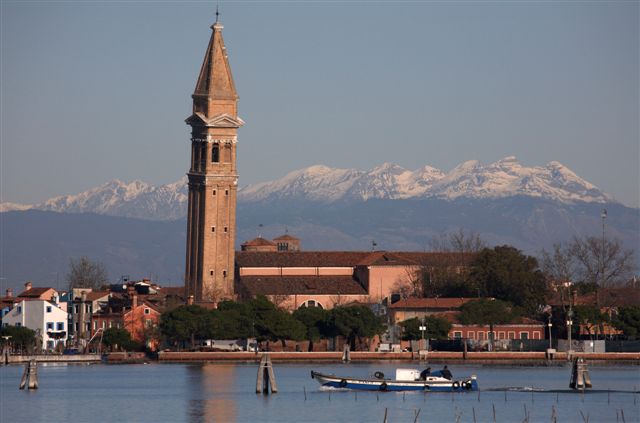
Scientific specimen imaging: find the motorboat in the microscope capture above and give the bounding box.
[310,368,478,392]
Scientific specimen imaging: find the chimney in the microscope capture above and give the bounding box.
[24,281,32,291]
[132,293,138,309]
[187,295,194,306]
[6,288,13,298]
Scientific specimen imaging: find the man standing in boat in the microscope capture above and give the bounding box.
[441,365,453,380]
[419,367,432,380]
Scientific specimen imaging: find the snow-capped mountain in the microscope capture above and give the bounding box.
[239,157,611,204]
[16,178,189,221]
[0,157,613,220]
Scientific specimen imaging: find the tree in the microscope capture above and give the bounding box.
[399,316,451,341]
[470,246,547,314]
[0,326,36,353]
[160,305,214,349]
[573,305,607,338]
[293,306,329,351]
[459,299,515,351]
[612,306,640,339]
[102,327,133,351]
[326,305,386,351]
[66,256,108,291]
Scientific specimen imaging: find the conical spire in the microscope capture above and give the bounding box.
[193,20,238,103]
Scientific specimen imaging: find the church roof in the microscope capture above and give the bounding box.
[242,237,277,247]
[237,275,367,296]
[273,234,299,241]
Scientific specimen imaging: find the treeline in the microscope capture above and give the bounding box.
[160,295,386,351]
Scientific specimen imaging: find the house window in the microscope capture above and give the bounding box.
[17,306,22,313]
[16,322,21,327]
[145,319,153,327]
[213,189,217,196]
[225,189,229,196]
[467,331,475,340]
[210,270,214,276]
[498,331,506,340]
[75,323,79,332]
[57,322,64,331]
[223,270,227,278]
[478,332,485,340]
[102,321,106,329]
[212,144,220,162]
[453,331,462,339]
[94,321,98,330]
[532,331,541,340]
[211,226,215,232]
[300,300,324,309]
[74,305,79,314]
[46,322,54,330]
[224,227,228,233]
[144,308,150,315]
[508,331,516,339]
[46,306,52,313]
[520,332,529,340]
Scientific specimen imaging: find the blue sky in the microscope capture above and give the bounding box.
[1,1,638,207]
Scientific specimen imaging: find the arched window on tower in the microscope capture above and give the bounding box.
[212,144,220,163]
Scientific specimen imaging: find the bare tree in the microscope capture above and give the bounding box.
[66,256,108,291]
[540,243,575,283]
[430,228,486,254]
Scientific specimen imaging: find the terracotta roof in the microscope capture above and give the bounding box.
[236,251,371,268]
[237,275,367,296]
[547,287,640,308]
[85,291,110,302]
[18,287,55,298]
[158,286,185,297]
[357,252,419,266]
[389,297,477,309]
[273,234,299,241]
[242,237,276,247]
[236,251,476,269]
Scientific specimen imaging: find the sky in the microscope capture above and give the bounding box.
[1,1,638,207]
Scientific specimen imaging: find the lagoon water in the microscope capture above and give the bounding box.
[0,362,638,422]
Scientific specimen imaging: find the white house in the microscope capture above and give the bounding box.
[2,299,68,350]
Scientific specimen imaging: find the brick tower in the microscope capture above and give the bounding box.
[185,17,243,302]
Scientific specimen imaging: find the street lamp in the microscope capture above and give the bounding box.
[566,309,573,353]
[547,317,553,350]
[419,323,428,351]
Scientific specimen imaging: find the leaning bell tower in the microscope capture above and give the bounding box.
[185,16,243,302]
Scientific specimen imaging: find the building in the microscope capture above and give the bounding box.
[240,233,301,252]
[388,297,477,324]
[67,289,110,346]
[2,297,68,350]
[184,16,243,302]
[92,290,162,350]
[235,251,473,311]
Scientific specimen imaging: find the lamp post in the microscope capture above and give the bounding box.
[419,321,428,351]
[566,309,573,353]
[547,317,553,350]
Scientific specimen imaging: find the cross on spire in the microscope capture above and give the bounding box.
[215,3,220,23]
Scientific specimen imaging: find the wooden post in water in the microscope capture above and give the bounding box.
[19,360,38,390]
[342,344,350,362]
[256,353,278,394]
[570,357,592,390]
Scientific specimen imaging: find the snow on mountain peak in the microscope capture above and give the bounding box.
[0,158,614,220]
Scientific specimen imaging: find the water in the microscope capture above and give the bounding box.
[1,362,638,422]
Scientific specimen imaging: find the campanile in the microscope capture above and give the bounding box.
[185,18,243,302]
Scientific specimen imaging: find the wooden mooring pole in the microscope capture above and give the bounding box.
[342,344,350,362]
[256,353,278,394]
[19,360,38,390]
[570,357,592,390]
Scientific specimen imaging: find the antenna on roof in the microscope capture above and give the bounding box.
[258,223,263,238]
[371,240,377,251]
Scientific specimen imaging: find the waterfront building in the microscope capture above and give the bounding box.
[184,16,243,302]
[1,298,68,350]
[67,289,111,347]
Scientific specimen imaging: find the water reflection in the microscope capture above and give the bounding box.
[187,364,237,423]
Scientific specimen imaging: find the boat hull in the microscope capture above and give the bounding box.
[311,371,478,392]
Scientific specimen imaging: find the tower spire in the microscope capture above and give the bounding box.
[215,3,220,23]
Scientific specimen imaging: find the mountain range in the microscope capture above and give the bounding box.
[1,157,615,220]
[1,157,637,292]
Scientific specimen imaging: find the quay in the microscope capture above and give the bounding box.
[157,350,640,364]
[5,354,102,364]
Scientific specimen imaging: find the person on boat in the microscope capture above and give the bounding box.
[419,367,432,380]
[441,365,453,380]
